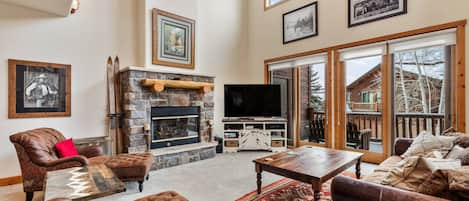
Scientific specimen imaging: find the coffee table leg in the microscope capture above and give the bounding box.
[355,157,361,179]
[256,164,262,194]
[312,184,321,201]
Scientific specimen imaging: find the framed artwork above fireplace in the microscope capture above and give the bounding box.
[152,9,195,69]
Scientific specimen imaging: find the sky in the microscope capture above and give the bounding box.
[345,56,382,86]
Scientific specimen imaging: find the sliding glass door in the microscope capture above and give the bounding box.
[336,45,390,163]
[389,29,459,143]
[268,53,331,148]
[335,28,462,163]
[298,61,331,147]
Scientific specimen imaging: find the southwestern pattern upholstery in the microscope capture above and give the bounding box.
[9,128,105,201]
[105,153,154,192]
[134,191,189,201]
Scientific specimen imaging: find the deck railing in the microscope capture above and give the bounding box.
[308,111,445,140]
[394,113,445,138]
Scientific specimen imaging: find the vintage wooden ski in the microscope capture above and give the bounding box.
[113,56,123,154]
[106,56,117,155]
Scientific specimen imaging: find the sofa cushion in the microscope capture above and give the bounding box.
[55,138,79,158]
[446,145,469,165]
[443,132,469,148]
[402,132,456,158]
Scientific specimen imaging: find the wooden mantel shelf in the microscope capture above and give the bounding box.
[141,79,214,94]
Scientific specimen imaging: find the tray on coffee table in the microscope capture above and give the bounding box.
[44,164,125,201]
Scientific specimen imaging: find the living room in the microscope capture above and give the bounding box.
[0,0,468,201]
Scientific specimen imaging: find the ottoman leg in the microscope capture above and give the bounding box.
[138,181,144,192]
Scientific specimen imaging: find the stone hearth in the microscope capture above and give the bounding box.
[120,66,216,169]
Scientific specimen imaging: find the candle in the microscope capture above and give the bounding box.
[144,123,151,131]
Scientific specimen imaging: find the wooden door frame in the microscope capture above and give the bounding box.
[264,49,333,148]
[334,52,391,163]
[271,70,295,147]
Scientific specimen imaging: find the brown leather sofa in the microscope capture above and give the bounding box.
[331,138,464,201]
[10,128,105,201]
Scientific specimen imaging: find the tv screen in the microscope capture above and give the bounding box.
[224,85,281,117]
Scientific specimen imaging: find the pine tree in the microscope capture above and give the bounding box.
[309,68,324,111]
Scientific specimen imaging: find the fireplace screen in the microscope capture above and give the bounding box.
[151,107,200,149]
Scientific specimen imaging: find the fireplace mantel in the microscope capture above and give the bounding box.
[141,79,214,94]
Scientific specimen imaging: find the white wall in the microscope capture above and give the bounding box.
[0,0,248,178]
[246,0,469,131]
[0,0,138,178]
[137,0,249,139]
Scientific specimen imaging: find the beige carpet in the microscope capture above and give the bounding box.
[0,152,376,201]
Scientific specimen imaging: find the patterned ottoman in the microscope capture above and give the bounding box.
[105,153,154,192]
[135,191,189,201]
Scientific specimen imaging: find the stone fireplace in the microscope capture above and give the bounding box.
[120,67,216,169]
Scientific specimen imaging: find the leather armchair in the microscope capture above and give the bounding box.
[10,128,105,201]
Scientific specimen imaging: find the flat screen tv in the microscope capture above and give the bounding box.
[224,85,281,117]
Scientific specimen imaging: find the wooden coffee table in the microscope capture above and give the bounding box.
[253,146,363,201]
[44,164,125,201]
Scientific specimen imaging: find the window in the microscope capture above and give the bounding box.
[362,92,370,103]
[265,0,289,10]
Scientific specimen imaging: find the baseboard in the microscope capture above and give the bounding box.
[0,176,22,186]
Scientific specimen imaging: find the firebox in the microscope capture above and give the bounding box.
[151,106,200,149]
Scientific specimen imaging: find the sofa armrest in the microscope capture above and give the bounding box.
[394,138,414,156]
[331,176,449,201]
[77,145,104,158]
[37,155,88,168]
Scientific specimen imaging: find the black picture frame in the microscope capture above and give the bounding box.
[283,2,318,44]
[348,0,407,28]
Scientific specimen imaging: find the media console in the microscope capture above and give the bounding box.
[222,118,287,153]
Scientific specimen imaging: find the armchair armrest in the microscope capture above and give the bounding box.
[331,176,449,201]
[37,155,88,168]
[77,145,104,158]
[394,138,414,156]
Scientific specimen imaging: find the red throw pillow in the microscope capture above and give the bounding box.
[55,138,79,158]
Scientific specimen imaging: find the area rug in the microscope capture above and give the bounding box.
[235,172,356,201]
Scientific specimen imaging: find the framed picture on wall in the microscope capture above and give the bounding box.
[152,9,195,69]
[348,0,407,27]
[8,59,71,118]
[283,2,318,44]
